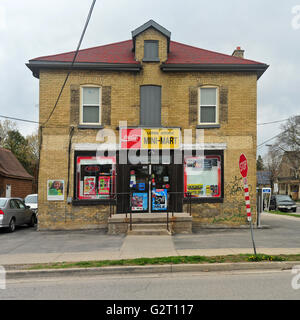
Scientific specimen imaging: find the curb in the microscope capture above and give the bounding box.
[6,261,299,280]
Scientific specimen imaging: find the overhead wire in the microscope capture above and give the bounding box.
[42,0,97,127]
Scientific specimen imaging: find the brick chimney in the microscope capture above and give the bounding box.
[232,46,244,59]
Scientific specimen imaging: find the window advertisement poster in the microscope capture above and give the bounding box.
[77,156,116,200]
[47,180,64,201]
[84,177,96,195]
[131,193,148,211]
[187,184,204,196]
[98,176,110,196]
[152,189,168,211]
[184,156,221,198]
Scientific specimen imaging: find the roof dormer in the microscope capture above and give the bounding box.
[131,20,171,63]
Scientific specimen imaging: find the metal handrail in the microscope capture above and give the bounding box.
[108,191,193,232]
[167,211,169,232]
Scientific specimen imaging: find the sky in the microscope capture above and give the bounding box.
[0,0,299,156]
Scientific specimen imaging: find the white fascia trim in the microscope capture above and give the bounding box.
[181,143,227,150]
[73,143,118,151]
[73,143,227,151]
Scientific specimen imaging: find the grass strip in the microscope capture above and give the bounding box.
[267,210,300,218]
[26,253,300,270]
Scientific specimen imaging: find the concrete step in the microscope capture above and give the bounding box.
[130,223,167,230]
[108,213,192,235]
[127,229,171,236]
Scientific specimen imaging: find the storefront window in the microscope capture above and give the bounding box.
[184,155,221,198]
[76,156,116,200]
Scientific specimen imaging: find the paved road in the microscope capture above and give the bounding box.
[1,270,300,300]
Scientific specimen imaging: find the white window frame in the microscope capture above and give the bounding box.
[80,85,102,125]
[198,86,219,125]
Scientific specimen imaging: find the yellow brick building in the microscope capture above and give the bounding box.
[27,20,268,231]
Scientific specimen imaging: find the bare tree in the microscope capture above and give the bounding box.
[0,120,17,147]
[265,115,300,183]
[263,148,281,187]
[26,132,39,163]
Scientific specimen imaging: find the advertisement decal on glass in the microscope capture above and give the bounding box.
[84,177,96,195]
[152,189,168,211]
[98,176,110,196]
[131,193,148,211]
[77,156,116,200]
[184,156,221,198]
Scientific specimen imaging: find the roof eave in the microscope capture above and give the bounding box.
[26,61,142,79]
[0,172,33,180]
[160,63,269,79]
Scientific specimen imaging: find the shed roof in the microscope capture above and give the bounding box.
[0,148,33,180]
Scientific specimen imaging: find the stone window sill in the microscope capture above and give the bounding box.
[196,124,221,129]
[142,58,160,62]
[78,124,104,129]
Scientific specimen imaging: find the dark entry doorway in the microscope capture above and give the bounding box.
[128,164,171,213]
[116,152,183,213]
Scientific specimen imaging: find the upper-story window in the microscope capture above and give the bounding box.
[199,87,218,125]
[143,40,159,62]
[80,86,101,125]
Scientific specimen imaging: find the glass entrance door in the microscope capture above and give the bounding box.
[129,165,149,213]
[129,164,171,213]
[151,165,170,212]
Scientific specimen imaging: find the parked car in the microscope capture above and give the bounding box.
[0,197,37,232]
[269,195,297,213]
[24,194,38,212]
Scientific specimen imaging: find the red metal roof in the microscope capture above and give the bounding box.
[166,41,264,65]
[30,39,265,66]
[31,40,139,64]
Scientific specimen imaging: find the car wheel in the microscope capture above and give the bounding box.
[28,215,36,227]
[292,208,297,213]
[8,218,16,233]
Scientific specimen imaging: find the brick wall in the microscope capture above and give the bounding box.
[0,176,33,199]
[37,28,258,230]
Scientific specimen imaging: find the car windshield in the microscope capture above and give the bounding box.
[25,195,38,204]
[0,199,7,207]
[276,195,293,202]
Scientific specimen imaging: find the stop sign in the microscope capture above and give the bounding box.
[239,154,248,178]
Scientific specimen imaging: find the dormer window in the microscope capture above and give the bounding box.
[143,40,159,62]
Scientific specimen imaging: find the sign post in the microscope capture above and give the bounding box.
[239,154,257,255]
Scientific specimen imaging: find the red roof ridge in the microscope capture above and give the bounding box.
[169,40,266,65]
[30,39,133,62]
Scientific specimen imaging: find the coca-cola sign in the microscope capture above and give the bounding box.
[84,165,100,173]
[120,128,142,149]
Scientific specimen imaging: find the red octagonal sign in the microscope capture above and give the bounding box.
[239,154,248,178]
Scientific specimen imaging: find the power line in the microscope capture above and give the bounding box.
[0,114,39,124]
[257,118,289,126]
[257,133,282,149]
[43,0,97,127]
[257,115,300,126]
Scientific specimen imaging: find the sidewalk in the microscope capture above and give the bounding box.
[1,234,300,266]
[1,213,300,269]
